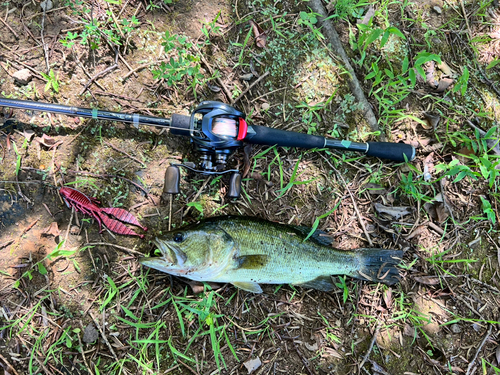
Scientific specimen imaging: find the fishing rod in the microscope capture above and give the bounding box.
[0,98,415,198]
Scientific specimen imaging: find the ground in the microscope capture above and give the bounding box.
[1,0,500,374]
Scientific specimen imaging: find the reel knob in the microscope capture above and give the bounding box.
[228,172,241,199]
[164,166,180,195]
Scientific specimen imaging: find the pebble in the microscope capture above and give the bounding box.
[83,323,99,343]
[433,6,442,14]
[260,102,270,111]
[41,0,53,11]
[450,324,461,333]
[13,69,33,86]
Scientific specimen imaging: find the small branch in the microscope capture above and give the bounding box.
[103,140,146,168]
[466,324,493,375]
[231,71,270,104]
[358,324,380,372]
[41,4,50,72]
[308,0,380,135]
[88,311,120,362]
[85,242,143,256]
[0,16,19,39]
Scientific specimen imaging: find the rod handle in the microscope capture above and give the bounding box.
[245,125,325,149]
[366,142,415,162]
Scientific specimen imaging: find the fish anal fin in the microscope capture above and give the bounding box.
[297,276,336,292]
[232,282,263,294]
[235,255,268,269]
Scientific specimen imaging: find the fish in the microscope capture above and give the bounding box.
[139,216,403,293]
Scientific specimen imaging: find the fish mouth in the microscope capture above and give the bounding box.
[139,238,186,274]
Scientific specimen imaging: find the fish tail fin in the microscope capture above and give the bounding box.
[353,249,403,285]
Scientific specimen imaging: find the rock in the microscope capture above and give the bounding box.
[450,324,461,334]
[41,0,53,11]
[13,69,33,86]
[433,6,442,14]
[83,323,99,343]
[260,102,270,111]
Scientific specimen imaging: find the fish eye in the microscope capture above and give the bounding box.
[173,232,184,243]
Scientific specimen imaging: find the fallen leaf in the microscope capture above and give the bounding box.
[374,203,412,219]
[423,112,441,130]
[304,341,318,351]
[243,357,261,374]
[321,347,343,359]
[424,202,449,223]
[249,20,267,48]
[423,153,435,182]
[42,222,61,237]
[425,61,438,88]
[496,345,500,365]
[413,275,441,285]
[437,60,453,77]
[383,288,393,309]
[35,134,60,148]
[23,129,36,142]
[358,6,375,25]
[433,77,454,93]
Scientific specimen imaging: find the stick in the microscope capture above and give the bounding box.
[0,353,22,375]
[103,140,146,168]
[358,324,380,372]
[231,71,270,104]
[0,15,19,38]
[466,324,493,375]
[88,311,119,362]
[308,0,380,135]
[85,242,143,256]
[41,4,50,72]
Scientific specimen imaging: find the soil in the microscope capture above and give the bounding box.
[1,0,500,374]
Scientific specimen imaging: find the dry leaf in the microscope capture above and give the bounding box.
[321,347,343,359]
[437,60,453,77]
[383,288,393,309]
[374,203,412,219]
[304,341,318,351]
[425,61,438,88]
[496,345,500,365]
[35,134,60,149]
[42,222,61,237]
[249,20,267,48]
[23,129,36,142]
[413,275,441,285]
[423,153,435,181]
[423,112,441,130]
[358,6,375,25]
[434,77,454,93]
[243,357,262,374]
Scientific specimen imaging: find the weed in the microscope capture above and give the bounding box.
[152,31,206,98]
[40,69,60,94]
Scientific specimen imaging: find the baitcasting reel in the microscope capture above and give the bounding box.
[164,101,249,198]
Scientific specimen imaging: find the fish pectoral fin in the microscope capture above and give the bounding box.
[296,276,336,292]
[234,255,268,269]
[232,282,263,294]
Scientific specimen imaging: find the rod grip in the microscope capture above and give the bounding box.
[169,114,191,137]
[366,142,415,162]
[246,125,325,149]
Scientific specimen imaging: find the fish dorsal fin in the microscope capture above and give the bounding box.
[232,282,263,293]
[291,225,334,247]
[235,255,269,269]
[296,276,336,292]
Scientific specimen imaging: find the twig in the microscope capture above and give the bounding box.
[231,71,270,104]
[40,4,50,72]
[103,140,146,168]
[0,239,14,249]
[85,242,143,256]
[80,50,119,95]
[308,0,380,135]
[320,154,373,246]
[184,177,211,217]
[466,324,493,375]
[77,323,94,375]
[88,311,119,362]
[459,0,473,40]
[0,16,19,39]
[358,324,380,372]
[0,353,21,375]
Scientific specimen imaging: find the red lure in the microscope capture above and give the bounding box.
[59,187,147,238]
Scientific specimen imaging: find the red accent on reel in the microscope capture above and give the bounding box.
[237,118,248,141]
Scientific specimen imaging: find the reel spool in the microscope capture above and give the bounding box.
[165,101,247,199]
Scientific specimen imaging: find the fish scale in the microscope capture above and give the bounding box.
[140,216,403,293]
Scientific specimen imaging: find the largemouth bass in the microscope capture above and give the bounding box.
[140,216,403,293]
